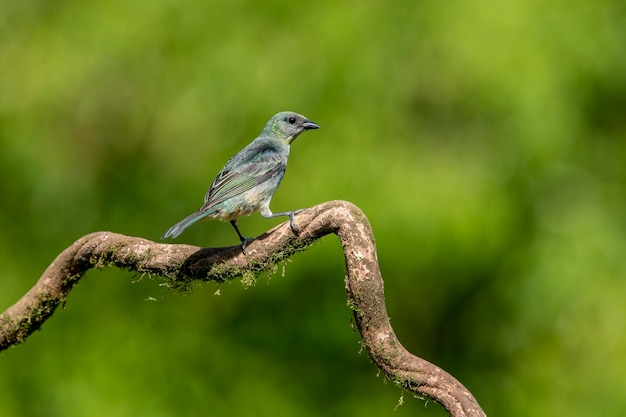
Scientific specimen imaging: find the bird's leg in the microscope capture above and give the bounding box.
[260,207,301,235]
[230,220,253,251]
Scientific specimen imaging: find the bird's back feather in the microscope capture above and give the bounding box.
[199,137,288,214]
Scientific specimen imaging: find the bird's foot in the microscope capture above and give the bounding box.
[240,237,254,254]
[289,212,300,236]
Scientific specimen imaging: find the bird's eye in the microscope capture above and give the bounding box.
[287,116,297,125]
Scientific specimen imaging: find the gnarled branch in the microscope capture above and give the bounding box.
[0,200,485,417]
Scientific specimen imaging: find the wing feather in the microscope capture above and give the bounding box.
[200,147,286,212]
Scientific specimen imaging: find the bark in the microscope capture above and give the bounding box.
[0,200,486,417]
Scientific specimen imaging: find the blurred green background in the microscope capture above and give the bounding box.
[1,1,625,416]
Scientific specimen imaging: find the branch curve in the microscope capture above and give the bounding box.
[0,200,485,417]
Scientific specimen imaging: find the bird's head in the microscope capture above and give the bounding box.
[265,111,319,144]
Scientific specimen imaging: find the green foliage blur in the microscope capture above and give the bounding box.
[1,1,625,416]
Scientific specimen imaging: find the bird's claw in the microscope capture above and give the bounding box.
[240,237,254,253]
[289,212,300,236]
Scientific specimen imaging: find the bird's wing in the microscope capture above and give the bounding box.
[200,151,285,212]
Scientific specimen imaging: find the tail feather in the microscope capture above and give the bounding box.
[161,210,209,239]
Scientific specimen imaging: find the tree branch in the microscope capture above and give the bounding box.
[0,200,486,417]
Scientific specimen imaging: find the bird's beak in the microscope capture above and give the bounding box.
[302,121,320,130]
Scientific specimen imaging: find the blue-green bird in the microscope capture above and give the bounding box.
[161,111,319,249]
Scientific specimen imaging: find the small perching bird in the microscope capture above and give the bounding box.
[161,111,319,250]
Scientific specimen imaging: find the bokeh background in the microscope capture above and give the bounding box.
[1,1,625,416]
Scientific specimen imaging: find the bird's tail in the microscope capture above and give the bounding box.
[161,210,208,239]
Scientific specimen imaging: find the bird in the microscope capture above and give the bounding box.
[161,111,319,250]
